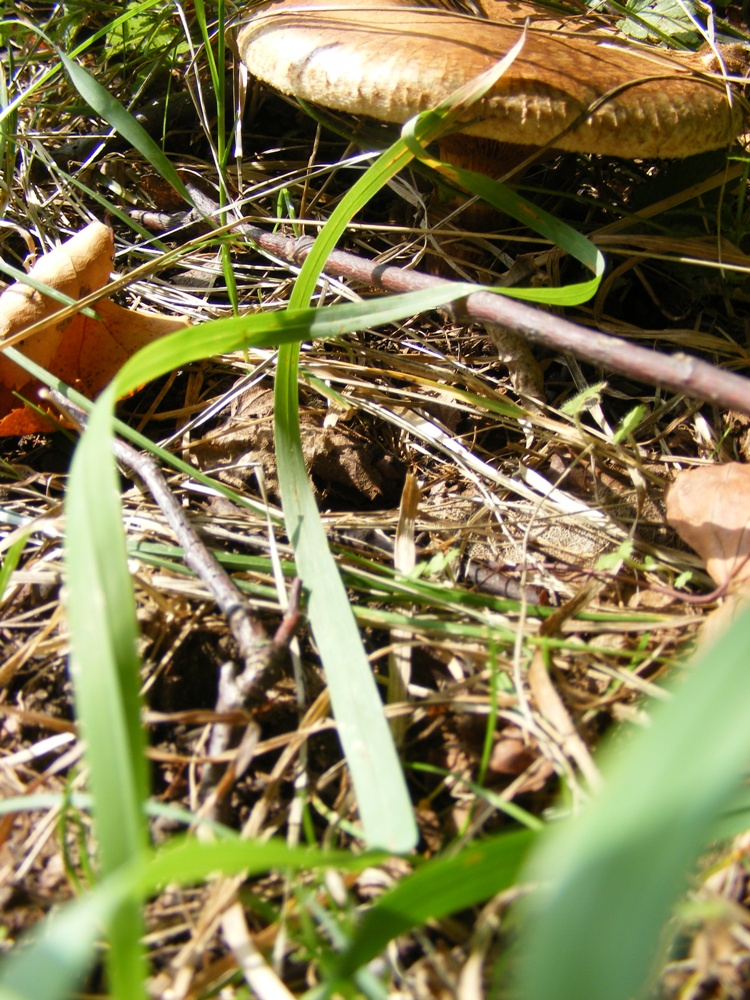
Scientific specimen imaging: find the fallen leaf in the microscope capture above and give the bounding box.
[666,463,750,589]
[0,222,189,434]
[667,463,750,649]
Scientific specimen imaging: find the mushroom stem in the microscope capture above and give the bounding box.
[435,133,539,230]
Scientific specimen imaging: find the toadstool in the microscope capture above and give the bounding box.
[236,0,747,397]
[237,0,745,162]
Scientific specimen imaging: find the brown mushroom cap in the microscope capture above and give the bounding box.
[237,0,744,159]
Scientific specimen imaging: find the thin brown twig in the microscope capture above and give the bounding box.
[167,185,750,417]
[45,389,301,816]
[47,389,298,687]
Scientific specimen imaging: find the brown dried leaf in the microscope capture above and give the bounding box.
[666,463,750,589]
[0,222,188,435]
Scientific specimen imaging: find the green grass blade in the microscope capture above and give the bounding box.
[421,159,604,304]
[63,382,148,997]
[329,829,534,984]
[0,530,29,603]
[110,286,476,398]
[56,50,193,207]
[64,383,148,871]
[0,838,379,1000]
[397,37,604,303]
[1,283,475,405]
[515,605,750,1000]
[275,141,439,853]
[276,343,417,852]
[137,837,376,889]
[400,120,604,305]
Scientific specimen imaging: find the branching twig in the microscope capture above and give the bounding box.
[47,390,301,814]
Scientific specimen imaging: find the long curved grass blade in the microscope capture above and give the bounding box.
[396,28,604,303]
[110,285,476,398]
[273,41,604,852]
[515,605,750,1000]
[400,133,604,306]
[276,152,437,854]
[406,148,605,304]
[272,66,535,855]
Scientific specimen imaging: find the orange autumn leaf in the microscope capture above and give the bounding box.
[666,463,750,590]
[0,222,189,435]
